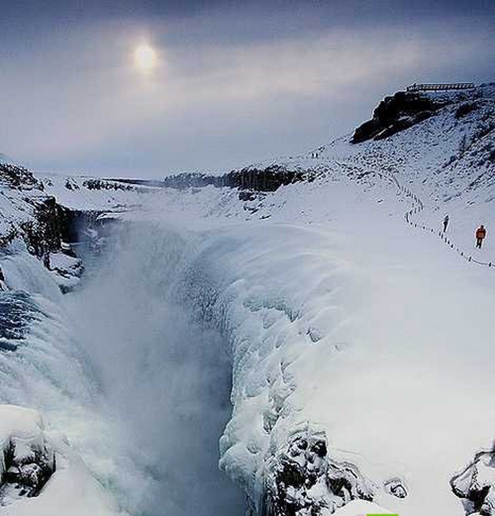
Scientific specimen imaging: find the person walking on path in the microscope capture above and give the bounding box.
[476,224,486,249]
[443,215,449,232]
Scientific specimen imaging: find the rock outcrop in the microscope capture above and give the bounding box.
[0,406,55,504]
[0,405,127,516]
[0,158,84,289]
[116,165,316,193]
[263,427,377,516]
[452,451,495,515]
[0,162,42,191]
[352,91,447,143]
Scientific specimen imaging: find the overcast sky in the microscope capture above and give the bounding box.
[1,0,494,177]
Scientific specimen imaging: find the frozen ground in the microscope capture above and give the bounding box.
[112,174,495,516]
[0,84,495,515]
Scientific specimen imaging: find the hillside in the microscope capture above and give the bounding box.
[0,83,495,516]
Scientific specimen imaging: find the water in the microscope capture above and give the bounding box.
[64,222,245,515]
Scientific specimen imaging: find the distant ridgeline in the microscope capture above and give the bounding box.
[114,165,317,193]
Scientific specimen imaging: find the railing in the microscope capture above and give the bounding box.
[337,160,494,270]
[406,83,475,92]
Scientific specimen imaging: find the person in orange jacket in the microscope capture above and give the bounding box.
[475,224,486,248]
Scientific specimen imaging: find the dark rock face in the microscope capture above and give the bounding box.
[226,166,311,192]
[0,228,19,249]
[21,197,65,260]
[0,159,82,261]
[455,102,479,119]
[0,437,55,500]
[58,209,110,244]
[0,162,42,190]
[116,165,316,193]
[452,451,495,515]
[13,196,84,273]
[0,162,47,248]
[264,429,375,516]
[352,91,445,144]
[82,178,134,191]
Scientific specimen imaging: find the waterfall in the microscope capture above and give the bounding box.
[64,222,245,515]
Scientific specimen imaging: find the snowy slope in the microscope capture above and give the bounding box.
[39,174,151,213]
[109,83,494,516]
[1,83,495,516]
[121,177,495,516]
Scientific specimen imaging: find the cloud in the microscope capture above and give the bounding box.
[0,9,493,176]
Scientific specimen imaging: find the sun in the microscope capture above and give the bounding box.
[134,43,157,72]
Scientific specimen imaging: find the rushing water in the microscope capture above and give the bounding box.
[0,223,245,515]
[64,223,245,516]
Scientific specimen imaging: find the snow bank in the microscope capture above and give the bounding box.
[48,252,84,292]
[0,405,126,516]
[332,499,394,515]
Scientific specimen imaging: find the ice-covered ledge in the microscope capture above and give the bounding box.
[332,499,394,515]
[0,405,126,516]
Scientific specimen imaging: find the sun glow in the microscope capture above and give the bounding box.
[134,43,157,71]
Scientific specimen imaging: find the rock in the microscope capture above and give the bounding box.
[455,102,479,119]
[264,428,375,515]
[0,162,42,190]
[0,405,126,515]
[149,166,317,193]
[352,91,445,144]
[451,450,495,515]
[384,477,408,498]
[48,251,84,293]
[0,405,55,503]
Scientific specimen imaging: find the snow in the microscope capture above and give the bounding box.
[38,173,152,213]
[331,499,394,515]
[56,171,495,513]
[48,252,83,292]
[0,405,45,444]
[168,188,487,515]
[49,252,78,271]
[0,405,127,516]
[0,84,495,515]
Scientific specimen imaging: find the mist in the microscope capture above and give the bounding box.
[64,222,245,516]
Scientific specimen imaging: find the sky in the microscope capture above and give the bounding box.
[0,0,494,178]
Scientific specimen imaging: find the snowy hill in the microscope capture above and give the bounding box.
[1,83,495,516]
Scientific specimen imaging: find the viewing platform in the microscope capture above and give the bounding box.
[406,82,475,92]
